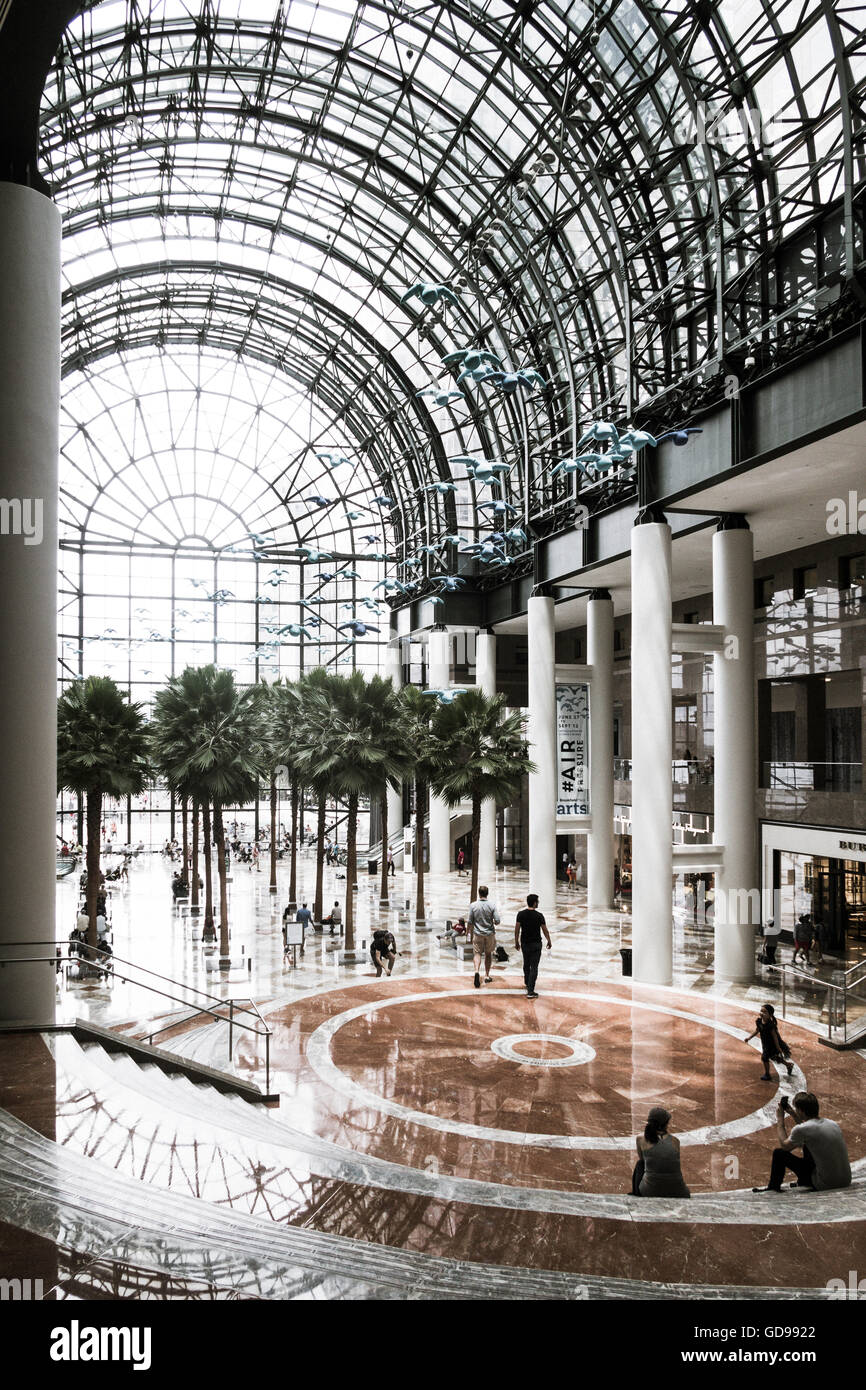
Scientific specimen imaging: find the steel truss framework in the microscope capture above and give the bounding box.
[32,0,866,669]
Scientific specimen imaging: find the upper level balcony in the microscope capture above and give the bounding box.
[762,761,863,794]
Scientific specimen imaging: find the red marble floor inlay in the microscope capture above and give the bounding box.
[509,1038,575,1059]
[246,977,866,1195]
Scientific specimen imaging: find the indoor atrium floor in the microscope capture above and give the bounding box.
[0,852,863,1300]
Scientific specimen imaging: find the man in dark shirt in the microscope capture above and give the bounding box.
[514,893,552,998]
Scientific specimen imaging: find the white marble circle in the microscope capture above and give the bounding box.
[305,988,802,1150]
[490,1032,596,1067]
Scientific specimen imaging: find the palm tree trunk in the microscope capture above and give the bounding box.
[214,804,230,963]
[85,789,102,956]
[415,776,426,926]
[202,801,215,941]
[314,792,326,922]
[470,793,481,903]
[288,779,298,911]
[181,797,189,889]
[344,792,358,951]
[269,774,278,893]
[378,788,390,905]
[190,801,200,914]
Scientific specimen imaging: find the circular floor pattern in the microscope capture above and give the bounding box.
[306,987,801,1149]
[490,1033,597,1067]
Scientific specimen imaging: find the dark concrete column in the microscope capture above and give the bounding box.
[0,183,61,1025]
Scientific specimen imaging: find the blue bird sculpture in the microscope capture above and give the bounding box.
[488,368,548,394]
[657,428,703,446]
[442,348,502,373]
[402,282,460,308]
[423,481,457,495]
[416,387,464,407]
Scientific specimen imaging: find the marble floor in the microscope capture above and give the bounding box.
[0,852,864,1300]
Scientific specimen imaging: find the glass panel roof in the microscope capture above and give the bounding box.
[36,0,864,620]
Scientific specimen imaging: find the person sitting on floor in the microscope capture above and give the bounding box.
[753,1091,851,1194]
[632,1107,690,1198]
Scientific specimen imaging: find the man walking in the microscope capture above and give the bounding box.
[294,900,312,956]
[515,893,551,998]
[468,884,500,988]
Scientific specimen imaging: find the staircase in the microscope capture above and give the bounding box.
[71,1019,277,1103]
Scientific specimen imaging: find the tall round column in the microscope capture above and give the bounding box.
[587,591,614,911]
[384,637,404,851]
[713,519,757,982]
[427,626,452,874]
[527,592,557,906]
[475,628,497,881]
[0,184,61,1026]
[631,517,673,985]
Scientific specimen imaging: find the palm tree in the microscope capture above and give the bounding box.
[257,680,285,895]
[150,666,217,934]
[431,687,533,902]
[398,685,440,926]
[57,677,149,953]
[296,672,411,952]
[370,678,414,908]
[265,680,304,912]
[181,668,263,963]
[296,667,335,923]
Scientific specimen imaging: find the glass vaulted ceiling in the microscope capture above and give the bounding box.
[43,0,866,595]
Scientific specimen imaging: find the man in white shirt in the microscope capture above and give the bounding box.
[467,885,500,988]
[761,915,782,964]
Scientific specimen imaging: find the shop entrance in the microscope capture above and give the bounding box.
[772,850,866,960]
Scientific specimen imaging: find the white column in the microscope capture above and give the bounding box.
[428,627,451,874]
[587,592,614,911]
[475,628,497,881]
[0,185,61,1026]
[631,519,673,985]
[713,521,757,982]
[385,638,403,852]
[527,592,557,906]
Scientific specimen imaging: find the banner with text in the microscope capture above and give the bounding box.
[556,682,590,818]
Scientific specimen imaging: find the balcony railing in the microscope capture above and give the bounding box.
[614,758,714,786]
[762,761,863,793]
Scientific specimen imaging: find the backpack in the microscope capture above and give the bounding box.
[494,945,509,962]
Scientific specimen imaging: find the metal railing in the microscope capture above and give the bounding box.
[762,761,863,793]
[614,757,714,786]
[769,955,866,1047]
[0,941,272,1093]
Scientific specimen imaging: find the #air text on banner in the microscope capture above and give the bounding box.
[556,683,589,817]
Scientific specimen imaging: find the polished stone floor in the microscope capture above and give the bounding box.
[0,851,863,1300]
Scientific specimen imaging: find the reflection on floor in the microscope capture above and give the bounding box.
[1,852,864,1299]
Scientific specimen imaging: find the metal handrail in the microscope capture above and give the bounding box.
[767,960,866,1047]
[2,939,263,1029]
[0,946,273,1093]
